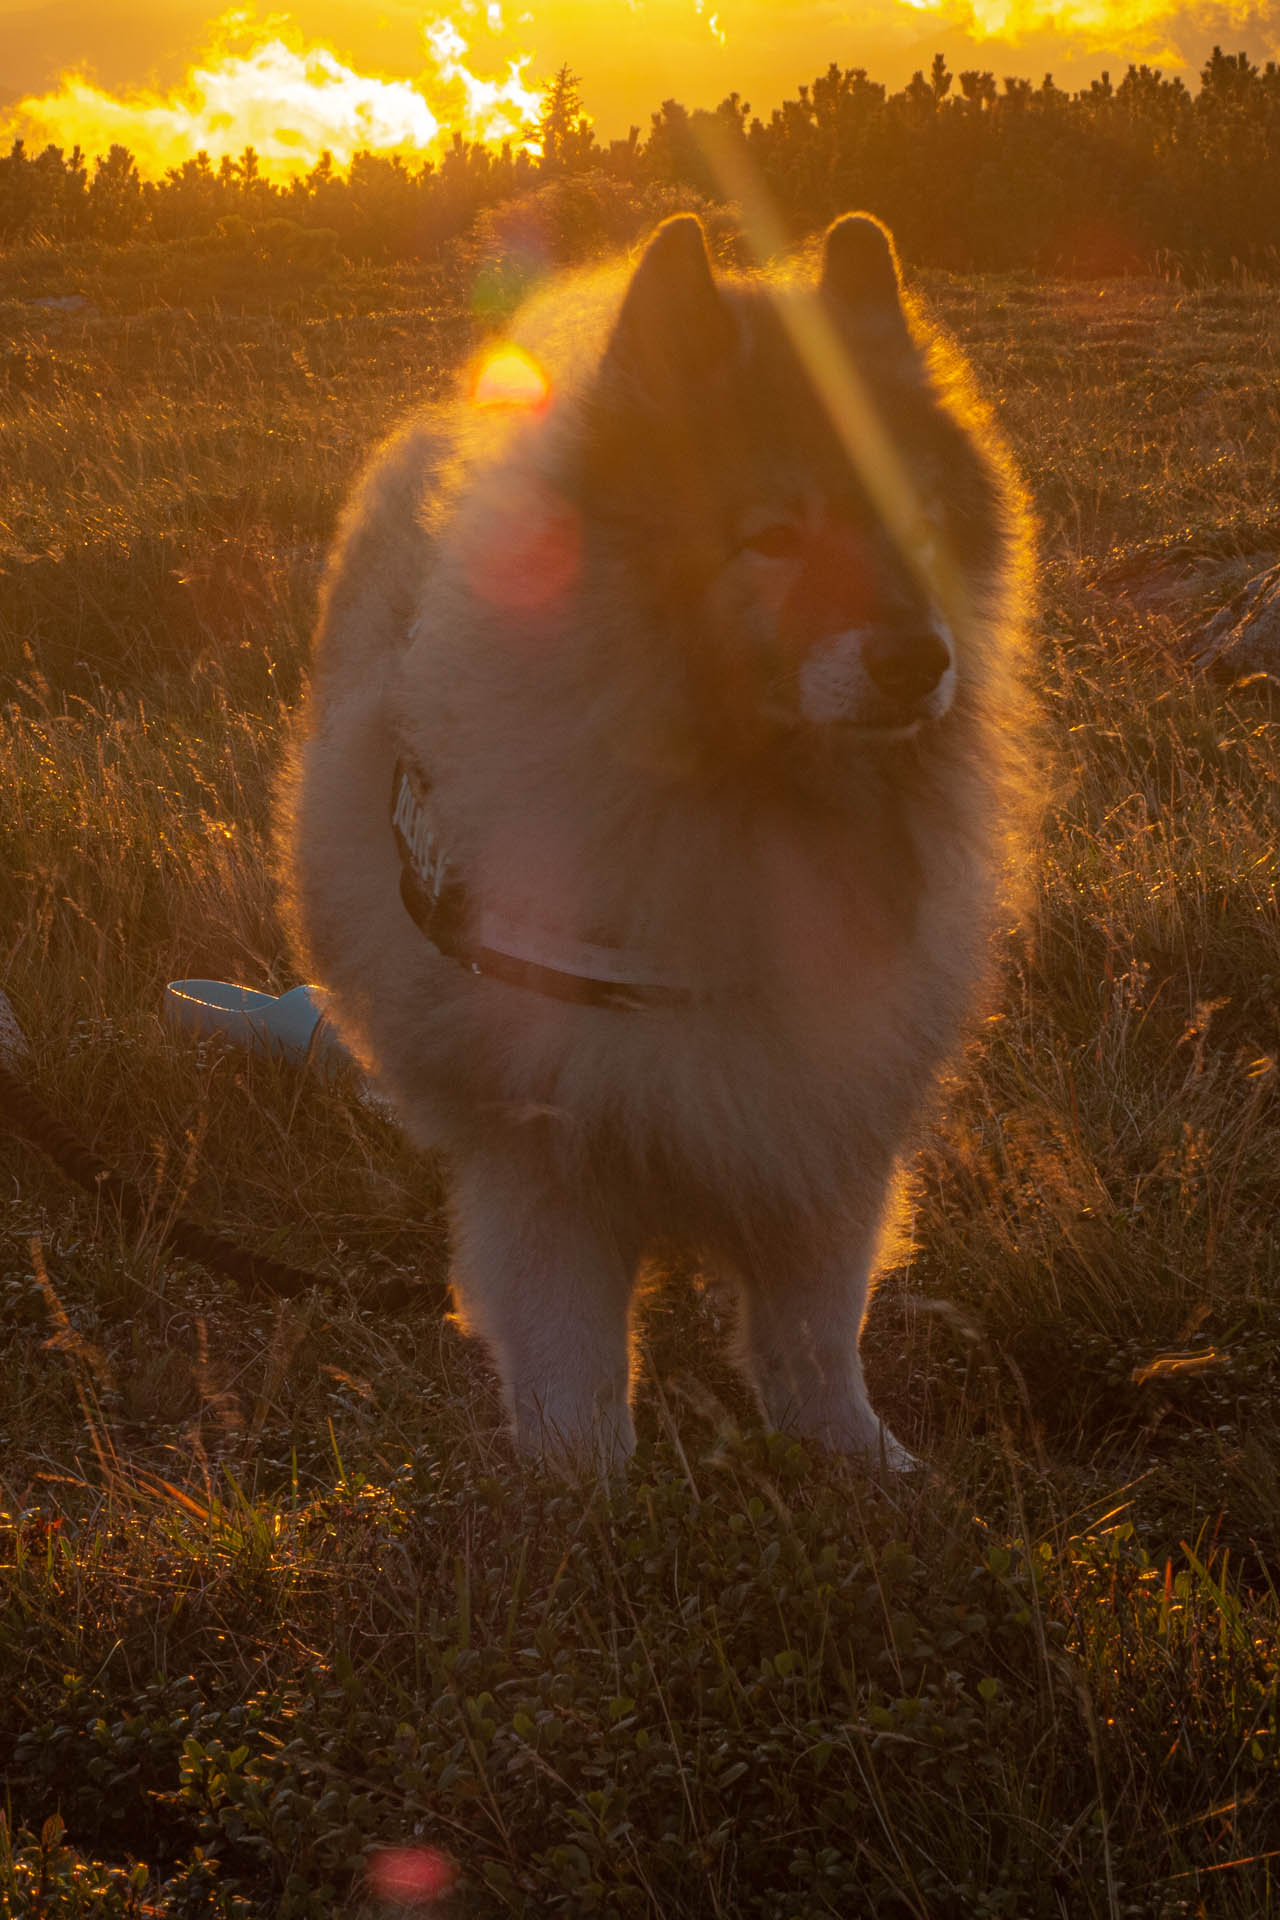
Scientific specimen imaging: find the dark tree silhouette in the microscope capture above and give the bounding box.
[3,46,1280,277]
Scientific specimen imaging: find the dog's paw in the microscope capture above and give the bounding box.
[870,1423,918,1475]
[513,1384,636,1481]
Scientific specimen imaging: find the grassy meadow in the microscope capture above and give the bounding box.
[1,232,1279,1917]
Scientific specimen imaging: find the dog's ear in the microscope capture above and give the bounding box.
[604,215,736,397]
[820,214,910,336]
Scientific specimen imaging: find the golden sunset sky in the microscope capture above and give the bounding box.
[2,1,1279,173]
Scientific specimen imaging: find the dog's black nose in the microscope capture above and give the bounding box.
[862,630,951,706]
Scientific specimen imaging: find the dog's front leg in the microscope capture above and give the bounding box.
[449,1143,637,1474]
[732,1216,915,1471]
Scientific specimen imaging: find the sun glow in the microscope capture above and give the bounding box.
[0,11,545,179]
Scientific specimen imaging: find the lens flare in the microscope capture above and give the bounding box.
[471,343,552,411]
[695,116,968,640]
[463,471,581,616]
[366,1845,457,1904]
[0,10,544,178]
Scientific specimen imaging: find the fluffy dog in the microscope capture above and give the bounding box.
[285,211,1032,1472]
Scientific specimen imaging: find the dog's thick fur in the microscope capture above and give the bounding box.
[285,213,1032,1471]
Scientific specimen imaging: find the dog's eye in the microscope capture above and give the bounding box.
[742,524,802,560]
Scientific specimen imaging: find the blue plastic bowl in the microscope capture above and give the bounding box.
[164,981,347,1067]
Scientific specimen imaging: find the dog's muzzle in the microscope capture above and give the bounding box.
[798,622,955,735]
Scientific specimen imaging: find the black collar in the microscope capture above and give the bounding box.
[391,759,693,1011]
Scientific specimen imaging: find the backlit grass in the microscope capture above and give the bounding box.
[1,240,1278,1916]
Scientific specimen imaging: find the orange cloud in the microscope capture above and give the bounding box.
[901,0,1279,62]
[0,10,544,176]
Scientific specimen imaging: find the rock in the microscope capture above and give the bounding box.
[1192,561,1280,680]
[0,988,30,1063]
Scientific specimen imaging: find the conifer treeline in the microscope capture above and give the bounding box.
[2,47,1279,276]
